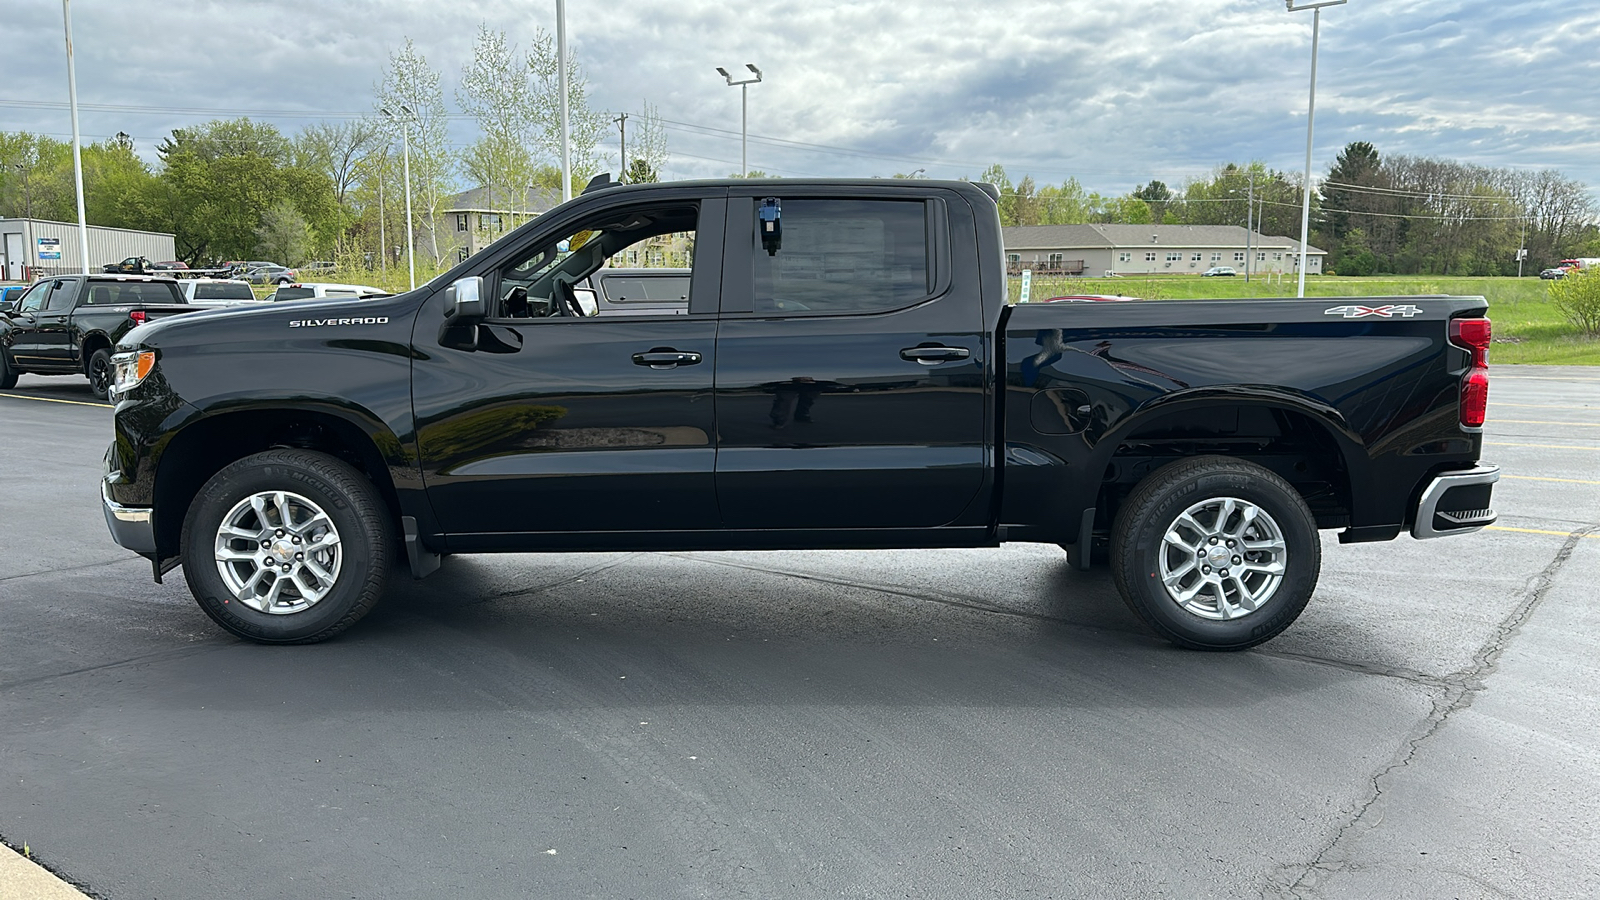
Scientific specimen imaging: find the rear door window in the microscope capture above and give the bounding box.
[750,199,933,315]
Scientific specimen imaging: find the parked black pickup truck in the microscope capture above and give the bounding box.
[1,274,202,398]
[100,179,1499,650]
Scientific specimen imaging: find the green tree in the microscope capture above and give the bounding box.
[527,27,606,188]
[255,200,314,264]
[1549,267,1600,335]
[375,38,454,264]
[457,24,539,224]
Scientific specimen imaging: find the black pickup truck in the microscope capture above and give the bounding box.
[100,179,1499,650]
[1,274,202,398]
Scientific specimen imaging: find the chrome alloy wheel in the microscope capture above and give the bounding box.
[214,491,343,614]
[1157,496,1287,620]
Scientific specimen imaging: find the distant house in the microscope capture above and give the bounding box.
[442,185,564,261]
[1002,224,1326,277]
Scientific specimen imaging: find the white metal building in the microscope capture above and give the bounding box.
[0,218,177,281]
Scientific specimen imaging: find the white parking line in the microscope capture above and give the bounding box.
[1501,475,1600,485]
[0,392,113,409]
[1494,419,1600,428]
[1486,441,1600,451]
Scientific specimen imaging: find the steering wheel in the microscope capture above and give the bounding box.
[554,279,581,318]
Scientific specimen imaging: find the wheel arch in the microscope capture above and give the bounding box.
[152,404,409,560]
[1086,388,1370,532]
[79,330,115,372]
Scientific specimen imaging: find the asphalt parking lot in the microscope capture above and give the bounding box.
[1,366,1597,899]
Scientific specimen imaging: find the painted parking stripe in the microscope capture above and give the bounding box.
[0,392,113,409]
[1494,403,1599,411]
[1486,525,1600,539]
[1493,419,1600,427]
[1486,441,1600,451]
[1501,475,1600,485]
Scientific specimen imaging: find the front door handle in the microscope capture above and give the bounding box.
[632,348,703,369]
[900,345,970,365]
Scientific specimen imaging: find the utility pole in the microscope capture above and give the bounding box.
[377,165,386,273]
[614,112,628,182]
[1245,170,1255,283]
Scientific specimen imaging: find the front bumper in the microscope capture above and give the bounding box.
[102,473,156,554]
[1412,465,1500,539]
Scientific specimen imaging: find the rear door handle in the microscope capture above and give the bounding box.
[632,348,703,369]
[900,345,970,365]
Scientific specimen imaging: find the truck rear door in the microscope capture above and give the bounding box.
[713,188,990,529]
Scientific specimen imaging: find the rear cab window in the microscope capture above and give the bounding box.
[193,282,256,301]
[85,281,183,305]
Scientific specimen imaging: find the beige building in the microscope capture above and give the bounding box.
[1002,224,1325,277]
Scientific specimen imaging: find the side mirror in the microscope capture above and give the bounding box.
[572,288,599,318]
[443,276,486,322]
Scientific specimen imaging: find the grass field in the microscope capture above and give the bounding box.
[1014,273,1599,365]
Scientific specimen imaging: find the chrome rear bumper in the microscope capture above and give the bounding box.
[1412,465,1500,539]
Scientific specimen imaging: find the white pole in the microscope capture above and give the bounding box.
[741,82,748,177]
[401,124,414,291]
[62,0,89,275]
[558,0,571,202]
[1296,7,1321,298]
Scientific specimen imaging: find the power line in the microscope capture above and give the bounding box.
[1321,180,1517,203]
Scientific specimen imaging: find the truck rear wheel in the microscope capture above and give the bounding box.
[1110,456,1319,651]
[181,449,392,644]
[87,349,113,400]
[0,351,17,389]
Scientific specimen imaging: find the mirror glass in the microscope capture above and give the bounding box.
[572,288,599,317]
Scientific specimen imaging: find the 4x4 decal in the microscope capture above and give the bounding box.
[1324,304,1424,319]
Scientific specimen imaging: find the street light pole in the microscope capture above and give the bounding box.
[557,0,570,202]
[1286,0,1346,298]
[381,106,416,291]
[62,0,89,275]
[614,112,628,182]
[717,64,763,176]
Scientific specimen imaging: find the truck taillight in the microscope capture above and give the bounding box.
[129,310,147,325]
[1449,317,1491,429]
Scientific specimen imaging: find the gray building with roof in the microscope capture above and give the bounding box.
[442,185,564,260]
[1001,224,1325,277]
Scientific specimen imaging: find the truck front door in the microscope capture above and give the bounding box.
[713,190,990,530]
[411,195,726,545]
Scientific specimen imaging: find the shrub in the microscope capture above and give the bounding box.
[1549,268,1600,336]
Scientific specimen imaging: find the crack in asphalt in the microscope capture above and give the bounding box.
[0,641,232,692]
[1270,523,1600,899]
[0,556,142,585]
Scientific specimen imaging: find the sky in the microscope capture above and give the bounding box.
[4,0,1598,199]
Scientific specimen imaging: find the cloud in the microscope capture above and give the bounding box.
[1,0,1594,199]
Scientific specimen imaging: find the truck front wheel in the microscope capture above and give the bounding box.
[1110,456,1320,651]
[180,449,392,644]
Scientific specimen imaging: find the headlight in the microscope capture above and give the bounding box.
[110,350,156,399]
